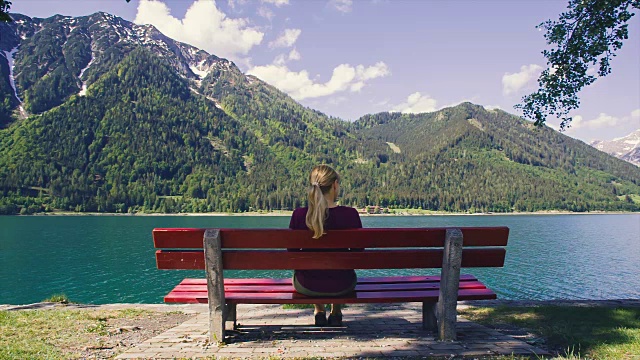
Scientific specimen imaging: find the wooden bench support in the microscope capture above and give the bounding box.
[225,303,237,330]
[438,228,463,341]
[204,229,226,343]
[422,302,437,331]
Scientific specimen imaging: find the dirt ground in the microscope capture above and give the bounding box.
[74,310,192,359]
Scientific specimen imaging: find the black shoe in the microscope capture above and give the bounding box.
[314,312,327,326]
[327,313,343,327]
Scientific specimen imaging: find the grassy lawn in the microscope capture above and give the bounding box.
[460,305,640,359]
[618,194,640,204]
[1,308,135,359]
[0,308,186,360]
[386,208,452,215]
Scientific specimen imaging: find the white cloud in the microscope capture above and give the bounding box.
[135,0,263,65]
[582,113,618,129]
[227,0,247,10]
[257,6,274,20]
[269,28,302,48]
[357,63,389,80]
[273,54,287,66]
[350,82,365,92]
[330,0,353,13]
[288,48,301,61]
[261,0,289,6]
[327,96,348,105]
[568,115,584,129]
[392,92,438,114]
[272,48,301,66]
[439,98,479,110]
[247,61,390,100]
[390,97,490,114]
[502,64,542,95]
[553,109,640,142]
[547,121,561,131]
[568,110,640,130]
[373,99,390,107]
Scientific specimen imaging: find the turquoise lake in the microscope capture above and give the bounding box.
[1,214,638,304]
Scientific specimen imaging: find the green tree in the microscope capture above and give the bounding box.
[0,1,11,23]
[518,0,639,129]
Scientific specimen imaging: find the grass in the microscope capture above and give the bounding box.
[42,294,72,303]
[0,308,154,360]
[618,194,640,204]
[460,305,640,359]
[386,208,450,215]
[282,304,318,310]
[282,304,348,310]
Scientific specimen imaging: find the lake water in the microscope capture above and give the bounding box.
[1,214,638,305]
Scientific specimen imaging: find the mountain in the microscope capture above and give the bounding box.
[350,105,640,212]
[590,130,640,167]
[0,13,639,215]
[0,12,232,122]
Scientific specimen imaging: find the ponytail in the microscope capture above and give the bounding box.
[304,165,339,239]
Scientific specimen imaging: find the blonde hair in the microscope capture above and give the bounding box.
[305,164,340,239]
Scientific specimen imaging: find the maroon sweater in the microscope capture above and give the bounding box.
[288,206,363,294]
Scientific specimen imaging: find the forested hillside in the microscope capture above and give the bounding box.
[0,13,638,214]
[350,105,640,212]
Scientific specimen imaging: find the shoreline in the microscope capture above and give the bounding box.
[3,298,640,311]
[15,210,640,216]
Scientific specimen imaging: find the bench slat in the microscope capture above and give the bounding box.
[153,227,509,249]
[357,274,478,283]
[175,274,478,286]
[156,248,506,270]
[164,288,497,304]
[169,280,487,293]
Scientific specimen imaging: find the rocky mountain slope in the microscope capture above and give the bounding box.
[0,13,232,118]
[591,129,640,167]
[0,12,638,214]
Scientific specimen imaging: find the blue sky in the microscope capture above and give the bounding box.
[12,0,640,142]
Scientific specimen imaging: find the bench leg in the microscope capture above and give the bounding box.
[225,303,237,330]
[437,228,463,341]
[422,302,437,331]
[204,229,225,343]
[210,304,225,343]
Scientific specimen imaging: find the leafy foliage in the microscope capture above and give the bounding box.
[0,0,11,23]
[518,0,639,129]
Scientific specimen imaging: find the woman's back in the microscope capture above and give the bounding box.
[289,206,362,295]
[289,206,362,231]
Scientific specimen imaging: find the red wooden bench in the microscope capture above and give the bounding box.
[153,227,508,342]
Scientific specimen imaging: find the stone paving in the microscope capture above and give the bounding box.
[116,303,548,359]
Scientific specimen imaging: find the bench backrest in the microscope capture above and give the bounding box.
[153,227,509,270]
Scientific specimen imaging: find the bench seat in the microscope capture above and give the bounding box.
[164,274,497,304]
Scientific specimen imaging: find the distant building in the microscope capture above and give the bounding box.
[359,205,390,214]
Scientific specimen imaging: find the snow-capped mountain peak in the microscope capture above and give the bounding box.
[590,129,640,166]
[0,12,236,101]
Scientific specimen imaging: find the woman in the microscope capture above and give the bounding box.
[289,164,362,327]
